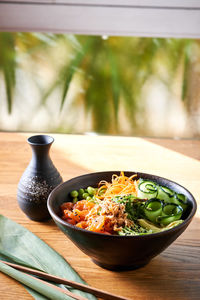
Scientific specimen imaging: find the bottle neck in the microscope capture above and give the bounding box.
[29,144,53,172]
[27,135,55,173]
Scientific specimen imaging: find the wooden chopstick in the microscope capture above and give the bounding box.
[0,260,130,300]
[24,272,87,300]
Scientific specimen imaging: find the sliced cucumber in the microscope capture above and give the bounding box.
[144,199,163,223]
[157,185,175,202]
[157,186,188,212]
[157,203,183,226]
[175,193,188,212]
[138,180,158,199]
[176,193,187,203]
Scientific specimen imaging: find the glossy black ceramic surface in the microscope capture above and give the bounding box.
[18,135,63,221]
[47,171,197,270]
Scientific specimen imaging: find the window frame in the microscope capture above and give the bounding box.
[0,0,200,38]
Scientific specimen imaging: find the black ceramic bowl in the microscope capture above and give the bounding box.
[47,171,197,271]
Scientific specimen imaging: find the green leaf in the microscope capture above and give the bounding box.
[26,288,47,300]
[0,250,52,299]
[181,54,189,101]
[0,249,43,271]
[60,37,94,111]
[41,78,62,105]
[3,65,15,113]
[0,215,97,300]
[107,47,120,128]
[0,33,16,114]
[0,261,73,300]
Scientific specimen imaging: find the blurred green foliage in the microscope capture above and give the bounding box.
[0,32,195,134]
[0,33,16,113]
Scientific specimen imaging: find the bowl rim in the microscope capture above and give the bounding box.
[47,171,197,239]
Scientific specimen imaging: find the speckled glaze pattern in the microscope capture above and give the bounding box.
[17,135,63,221]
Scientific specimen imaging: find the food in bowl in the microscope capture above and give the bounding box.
[60,172,188,236]
[48,171,196,270]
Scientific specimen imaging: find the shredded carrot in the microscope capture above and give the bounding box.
[96,171,138,200]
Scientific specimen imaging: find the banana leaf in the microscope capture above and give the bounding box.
[0,215,96,300]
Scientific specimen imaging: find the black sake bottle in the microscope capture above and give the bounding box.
[17,135,63,221]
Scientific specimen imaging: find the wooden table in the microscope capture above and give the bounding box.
[0,132,199,300]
